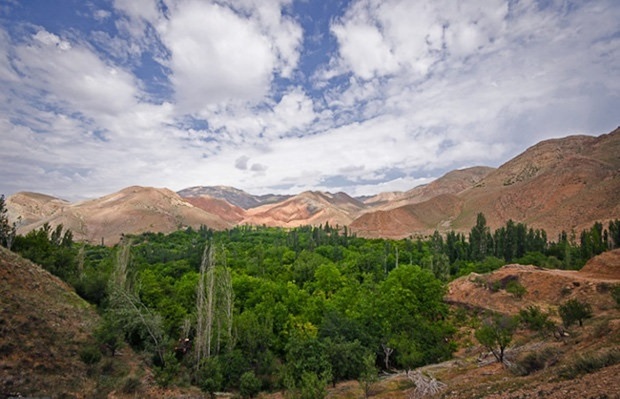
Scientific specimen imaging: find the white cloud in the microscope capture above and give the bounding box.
[0,1,619,201]
[14,29,138,117]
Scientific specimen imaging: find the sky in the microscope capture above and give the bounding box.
[0,0,618,201]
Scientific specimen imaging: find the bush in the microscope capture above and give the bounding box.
[511,348,558,376]
[519,305,554,334]
[612,285,620,307]
[506,280,527,299]
[79,345,102,365]
[239,371,262,398]
[559,299,593,327]
[559,349,620,379]
[121,376,142,394]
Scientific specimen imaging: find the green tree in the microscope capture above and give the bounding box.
[559,299,593,327]
[358,352,378,399]
[469,213,491,261]
[475,314,518,364]
[239,371,262,398]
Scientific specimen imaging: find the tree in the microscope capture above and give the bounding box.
[469,213,491,261]
[559,299,593,327]
[358,352,378,399]
[195,242,234,371]
[239,371,262,398]
[107,240,166,364]
[475,314,518,364]
[0,195,10,248]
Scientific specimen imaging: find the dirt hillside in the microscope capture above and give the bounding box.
[0,245,101,397]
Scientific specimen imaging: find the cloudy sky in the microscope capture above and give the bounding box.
[0,0,618,200]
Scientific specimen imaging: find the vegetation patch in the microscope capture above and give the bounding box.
[558,349,620,379]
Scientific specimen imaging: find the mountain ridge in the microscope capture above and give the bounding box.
[6,128,619,244]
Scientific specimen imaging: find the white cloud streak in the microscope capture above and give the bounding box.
[0,0,618,200]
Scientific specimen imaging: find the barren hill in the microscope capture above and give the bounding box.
[351,194,464,239]
[183,195,247,224]
[352,128,620,238]
[243,191,366,228]
[6,191,70,226]
[454,128,620,236]
[6,129,619,243]
[178,185,291,209]
[0,246,101,397]
[365,166,494,210]
[11,186,232,245]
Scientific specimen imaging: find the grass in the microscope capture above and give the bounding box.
[558,348,620,379]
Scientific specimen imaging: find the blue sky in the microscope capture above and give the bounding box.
[0,0,618,200]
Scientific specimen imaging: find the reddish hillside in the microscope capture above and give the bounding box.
[455,128,620,236]
[351,193,464,239]
[367,166,494,210]
[243,191,366,228]
[353,128,620,238]
[12,186,232,245]
[184,195,246,224]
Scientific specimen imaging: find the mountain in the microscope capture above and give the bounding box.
[12,186,232,245]
[5,191,70,226]
[351,193,464,239]
[243,191,366,228]
[454,128,620,236]
[6,128,619,243]
[178,185,291,209]
[363,166,494,209]
[351,128,620,238]
[183,195,246,224]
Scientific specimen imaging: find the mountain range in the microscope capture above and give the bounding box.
[6,127,620,245]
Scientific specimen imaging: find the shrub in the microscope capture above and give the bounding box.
[519,305,554,334]
[121,376,142,394]
[559,349,620,379]
[612,285,620,307]
[506,280,527,299]
[79,344,102,365]
[511,348,558,376]
[239,371,262,398]
[559,299,593,327]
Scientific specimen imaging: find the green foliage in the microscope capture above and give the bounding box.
[358,352,379,399]
[154,352,180,388]
[519,305,554,335]
[559,349,620,379]
[511,347,558,376]
[9,215,618,393]
[239,371,262,398]
[612,285,620,307]
[0,194,18,250]
[121,376,142,394]
[475,314,518,363]
[12,223,77,281]
[285,371,329,399]
[79,344,102,365]
[505,279,527,299]
[559,299,593,327]
[197,357,224,395]
[94,316,123,356]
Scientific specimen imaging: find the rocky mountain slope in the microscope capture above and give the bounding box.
[364,166,494,209]
[12,186,232,245]
[243,190,366,228]
[6,128,619,243]
[178,185,291,209]
[351,127,620,239]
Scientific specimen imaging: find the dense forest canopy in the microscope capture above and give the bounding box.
[3,201,619,395]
